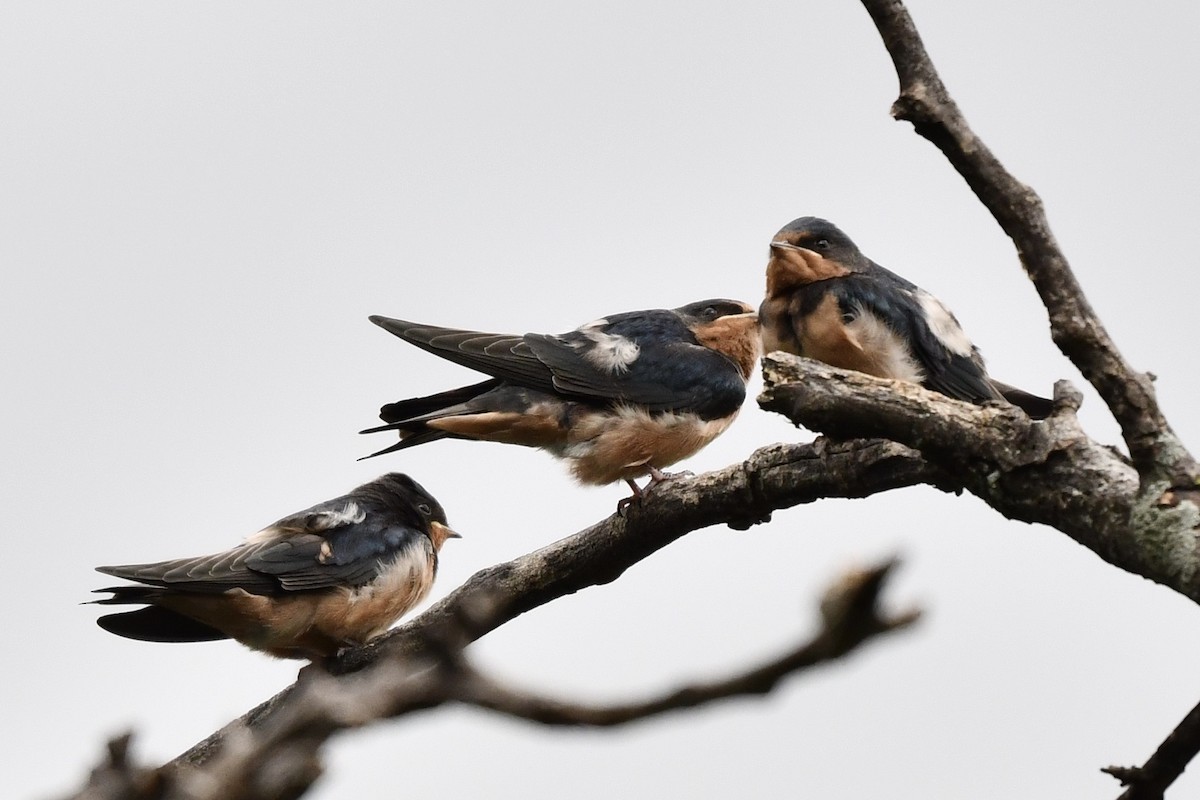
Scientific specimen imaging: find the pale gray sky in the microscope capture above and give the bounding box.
[4,1,1200,798]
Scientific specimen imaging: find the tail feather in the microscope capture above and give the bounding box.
[360,378,505,459]
[91,585,163,605]
[362,379,573,458]
[376,379,501,424]
[96,606,229,643]
[989,379,1054,420]
[357,429,450,461]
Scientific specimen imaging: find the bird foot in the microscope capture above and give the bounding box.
[617,479,646,516]
[617,469,694,515]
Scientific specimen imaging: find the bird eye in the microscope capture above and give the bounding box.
[702,306,718,320]
[417,503,432,515]
[816,239,831,250]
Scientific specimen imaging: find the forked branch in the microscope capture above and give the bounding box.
[858,0,1193,485]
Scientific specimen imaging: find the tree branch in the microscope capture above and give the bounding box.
[760,354,1200,603]
[857,0,1193,484]
[458,559,918,726]
[1103,695,1200,800]
[171,438,950,769]
[68,560,917,800]
[851,2,1200,792]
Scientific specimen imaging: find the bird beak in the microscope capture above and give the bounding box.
[770,240,803,252]
[431,521,463,540]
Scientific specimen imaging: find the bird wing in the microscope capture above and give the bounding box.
[96,542,281,595]
[244,522,431,592]
[370,316,560,393]
[525,307,747,416]
[97,498,431,595]
[524,331,745,416]
[374,311,746,417]
[901,288,1003,404]
[830,277,1001,404]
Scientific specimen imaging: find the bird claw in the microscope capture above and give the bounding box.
[617,479,646,516]
[617,468,696,514]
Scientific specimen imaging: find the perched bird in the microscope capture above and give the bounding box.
[362,299,760,502]
[759,216,1052,418]
[92,473,459,661]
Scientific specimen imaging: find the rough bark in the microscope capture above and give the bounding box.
[760,355,1200,599]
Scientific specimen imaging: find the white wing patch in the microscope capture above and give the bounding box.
[308,501,367,530]
[916,291,975,357]
[575,318,640,374]
[246,501,367,544]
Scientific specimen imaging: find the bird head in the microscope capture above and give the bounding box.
[370,473,460,548]
[766,216,866,295]
[675,299,761,379]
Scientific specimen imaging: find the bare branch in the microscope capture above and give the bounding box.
[459,559,919,725]
[851,2,1200,789]
[171,438,949,769]
[67,561,917,800]
[1103,695,1200,800]
[857,0,1192,482]
[760,353,1200,603]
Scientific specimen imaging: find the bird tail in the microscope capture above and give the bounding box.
[375,379,502,424]
[357,429,452,460]
[91,585,164,605]
[96,606,229,643]
[359,379,504,460]
[90,587,230,643]
[989,379,1054,420]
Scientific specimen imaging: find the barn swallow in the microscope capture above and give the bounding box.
[362,300,760,502]
[759,216,1052,418]
[92,473,459,661]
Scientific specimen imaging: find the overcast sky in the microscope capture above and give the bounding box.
[5,1,1200,798]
